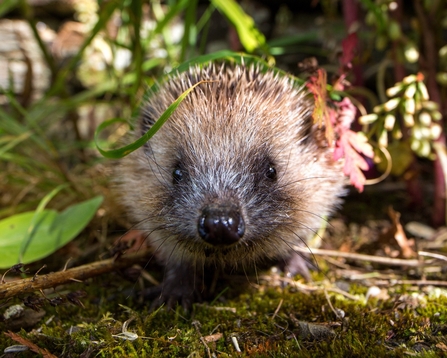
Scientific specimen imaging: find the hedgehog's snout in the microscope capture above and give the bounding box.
[197,204,245,246]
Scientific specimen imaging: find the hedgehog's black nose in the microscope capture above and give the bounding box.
[198,204,245,246]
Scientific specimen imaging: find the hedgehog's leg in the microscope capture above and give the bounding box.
[282,252,314,281]
[145,263,202,311]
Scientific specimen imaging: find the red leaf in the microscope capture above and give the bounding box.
[332,97,373,192]
[347,131,374,159]
[307,69,334,144]
[307,64,374,192]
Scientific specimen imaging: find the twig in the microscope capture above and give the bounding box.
[292,246,422,267]
[326,287,360,301]
[271,298,283,320]
[231,335,242,353]
[389,279,447,287]
[192,321,211,358]
[33,265,47,281]
[324,289,343,320]
[418,251,447,262]
[0,249,153,300]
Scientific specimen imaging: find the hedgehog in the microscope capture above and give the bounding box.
[117,63,346,309]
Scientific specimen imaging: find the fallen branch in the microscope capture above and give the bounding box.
[0,249,153,300]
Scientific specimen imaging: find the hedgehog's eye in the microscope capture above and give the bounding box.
[173,168,184,184]
[266,165,277,181]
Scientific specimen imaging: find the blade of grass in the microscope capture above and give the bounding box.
[197,3,215,55]
[147,0,190,45]
[129,0,144,106]
[142,58,164,73]
[0,98,56,156]
[0,106,30,135]
[19,184,69,262]
[180,0,198,62]
[0,0,18,17]
[95,80,210,158]
[0,132,32,157]
[151,1,180,66]
[19,0,57,78]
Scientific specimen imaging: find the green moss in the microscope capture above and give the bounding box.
[2,273,447,357]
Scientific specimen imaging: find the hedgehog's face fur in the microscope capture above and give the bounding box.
[119,64,345,271]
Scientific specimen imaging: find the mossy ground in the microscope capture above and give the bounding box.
[2,266,447,357]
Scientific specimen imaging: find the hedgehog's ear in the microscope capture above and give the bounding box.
[140,106,157,136]
[311,123,330,149]
[297,113,318,145]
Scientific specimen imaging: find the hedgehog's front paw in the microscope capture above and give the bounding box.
[282,252,315,281]
[145,263,203,311]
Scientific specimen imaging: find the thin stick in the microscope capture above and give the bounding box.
[271,298,283,320]
[292,246,422,267]
[0,249,153,300]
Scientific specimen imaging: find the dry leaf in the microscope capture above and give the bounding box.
[4,331,57,358]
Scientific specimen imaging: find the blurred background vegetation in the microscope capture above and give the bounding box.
[0,0,446,267]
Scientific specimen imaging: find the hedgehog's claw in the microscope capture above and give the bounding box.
[282,252,315,282]
[144,263,203,312]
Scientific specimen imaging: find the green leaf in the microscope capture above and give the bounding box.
[19,184,69,259]
[95,80,209,158]
[0,196,103,268]
[211,0,267,53]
